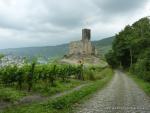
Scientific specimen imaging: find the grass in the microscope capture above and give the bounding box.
[94,67,113,79]
[84,66,112,80]
[2,68,114,113]
[0,79,84,103]
[84,59,108,68]
[128,72,150,96]
[32,79,85,96]
[0,87,27,102]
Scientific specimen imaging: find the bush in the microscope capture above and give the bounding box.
[84,68,95,81]
[95,68,113,80]
[131,48,150,82]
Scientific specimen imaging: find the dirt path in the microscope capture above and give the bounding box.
[19,83,88,104]
[0,84,88,111]
[76,70,150,113]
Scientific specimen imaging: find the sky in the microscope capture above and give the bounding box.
[0,0,150,49]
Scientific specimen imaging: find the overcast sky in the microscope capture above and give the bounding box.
[0,0,149,49]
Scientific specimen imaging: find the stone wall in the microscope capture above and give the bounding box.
[69,28,96,57]
[69,40,93,55]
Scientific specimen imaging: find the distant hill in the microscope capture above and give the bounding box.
[93,36,115,56]
[0,36,114,58]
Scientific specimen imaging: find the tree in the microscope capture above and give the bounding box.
[132,48,150,82]
[105,50,119,68]
[108,17,150,68]
[105,17,150,81]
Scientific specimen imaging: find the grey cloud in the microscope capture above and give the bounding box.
[0,13,27,30]
[39,0,95,29]
[50,14,84,29]
[0,0,149,49]
[93,0,148,14]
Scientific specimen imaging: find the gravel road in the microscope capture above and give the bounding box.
[76,70,150,113]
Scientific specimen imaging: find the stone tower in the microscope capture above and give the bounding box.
[82,29,91,41]
[69,28,96,57]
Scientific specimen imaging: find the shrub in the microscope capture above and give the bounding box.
[84,68,95,81]
[131,48,150,82]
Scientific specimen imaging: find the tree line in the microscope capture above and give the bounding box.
[105,17,150,82]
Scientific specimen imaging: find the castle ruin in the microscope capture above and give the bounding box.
[69,29,97,58]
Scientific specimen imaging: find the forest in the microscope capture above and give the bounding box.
[105,17,150,82]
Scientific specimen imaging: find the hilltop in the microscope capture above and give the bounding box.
[0,36,114,58]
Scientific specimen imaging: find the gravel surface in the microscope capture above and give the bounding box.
[76,70,150,113]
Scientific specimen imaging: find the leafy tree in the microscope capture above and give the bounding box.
[107,17,150,68]
[131,48,150,82]
[105,17,150,81]
[105,50,119,68]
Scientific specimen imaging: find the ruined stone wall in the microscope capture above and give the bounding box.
[69,41,83,55]
[68,28,97,57]
[82,40,93,55]
[69,40,94,56]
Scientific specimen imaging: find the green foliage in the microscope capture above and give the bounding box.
[32,79,82,96]
[92,36,115,56]
[2,68,113,113]
[0,53,4,59]
[0,63,85,93]
[15,66,25,90]
[27,61,36,92]
[0,87,26,102]
[128,73,150,96]
[130,48,150,82]
[83,66,113,81]
[84,69,95,81]
[76,64,84,80]
[105,17,150,81]
[0,65,17,86]
[52,68,113,111]
[105,50,119,68]
[94,68,113,80]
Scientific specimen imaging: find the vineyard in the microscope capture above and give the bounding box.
[0,60,114,113]
[0,62,86,92]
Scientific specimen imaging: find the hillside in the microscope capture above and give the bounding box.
[93,36,115,56]
[0,37,114,58]
[0,44,69,59]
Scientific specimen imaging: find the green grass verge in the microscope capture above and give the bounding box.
[32,79,85,96]
[128,72,150,96]
[0,87,27,102]
[2,68,113,113]
[0,79,83,103]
